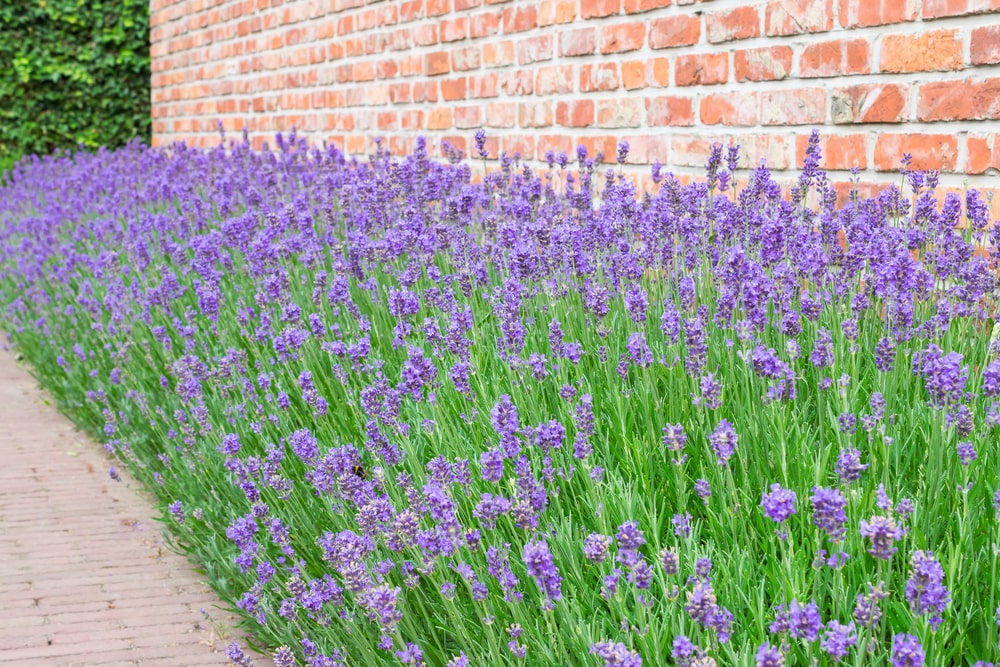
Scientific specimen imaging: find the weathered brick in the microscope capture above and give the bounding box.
[485,101,516,127]
[580,63,620,92]
[734,46,792,81]
[518,34,554,64]
[556,99,595,127]
[600,22,647,53]
[539,0,576,25]
[700,91,759,126]
[581,0,621,18]
[623,0,672,13]
[560,27,597,56]
[621,58,669,89]
[917,79,1000,121]
[880,29,963,73]
[440,77,467,101]
[966,134,1000,174]
[971,25,1000,65]
[765,0,833,35]
[796,133,867,170]
[761,88,826,125]
[800,39,870,78]
[645,95,694,126]
[839,0,917,27]
[831,83,910,124]
[596,98,643,128]
[874,133,958,171]
[706,6,760,43]
[649,15,701,49]
[922,0,1000,18]
[674,53,728,86]
[519,101,553,127]
[502,5,537,32]
[535,65,574,95]
[425,50,451,76]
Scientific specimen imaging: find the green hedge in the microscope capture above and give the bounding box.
[0,0,149,176]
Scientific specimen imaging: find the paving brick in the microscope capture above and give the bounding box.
[0,350,274,667]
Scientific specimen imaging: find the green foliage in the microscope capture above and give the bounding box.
[0,0,149,175]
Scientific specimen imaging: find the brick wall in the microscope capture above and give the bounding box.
[150,0,1000,202]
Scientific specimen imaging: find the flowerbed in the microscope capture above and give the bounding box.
[1,131,999,666]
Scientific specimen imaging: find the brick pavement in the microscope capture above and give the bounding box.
[0,348,274,667]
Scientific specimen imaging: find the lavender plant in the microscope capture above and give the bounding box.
[1,130,999,666]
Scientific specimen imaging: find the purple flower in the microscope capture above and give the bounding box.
[790,599,824,642]
[523,539,562,602]
[891,634,925,667]
[906,550,950,630]
[672,512,692,538]
[860,514,906,560]
[584,533,612,563]
[820,620,857,661]
[660,548,679,575]
[694,479,711,504]
[708,420,738,467]
[957,440,977,465]
[835,447,867,484]
[590,641,641,667]
[810,328,835,369]
[762,483,797,524]
[755,644,784,667]
[810,486,848,541]
[875,336,897,372]
[913,344,968,407]
[853,582,887,629]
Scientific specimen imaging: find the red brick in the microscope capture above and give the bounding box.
[597,98,643,128]
[556,100,595,127]
[536,65,574,95]
[761,88,826,125]
[734,46,792,81]
[917,78,1000,121]
[502,5,537,32]
[470,11,501,37]
[649,15,701,49]
[706,6,760,43]
[483,41,516,67]
[498,69,533,95]
[966,134,1000,174]
[441,77,467,101]
[581,0,621,18]
[623,0,672,13]
[645,95,694,126]
[831,84,910,124]
[439,17,468,42]
[485,102,516,127]
[469,72,499,98]
[452,46,482,71]
[413,81,439,102]
[377,111,398,130]
[881,30,964,73]
[600,22,647,53]
[796,134,868,170]
[425,50,450,76]
[800,39,870,78]
[577,135,617,162]
[765,0,833,35]
[560,27,596,56]
[388,83,412,104]
[455,0,482,10]
[502,135,536,158]
[426,107,454,130]
[839,0,917,27]
[674,53,728,86]
[621,58,669,89]
[580,63,620,92]
[972,25,1000,65]
[874,133,958,171]
[700,91,759,126]
[428,0,451,16]
[518,34,554,64]
[519,101,553,127]
[922,0,1000,18]
[536,135,576,161]
[539,0,577,25]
